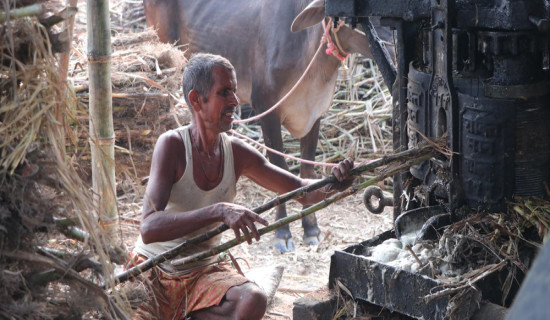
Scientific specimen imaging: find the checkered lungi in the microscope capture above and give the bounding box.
[129,254,249,320]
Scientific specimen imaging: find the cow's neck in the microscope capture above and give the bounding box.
[278,43,342,138]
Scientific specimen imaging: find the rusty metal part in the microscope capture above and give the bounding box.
[362,186,393,214]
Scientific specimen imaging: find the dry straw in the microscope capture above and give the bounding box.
[0,4,130,318]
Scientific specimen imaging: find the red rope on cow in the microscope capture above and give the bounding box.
[234,18,349,125]
[230,18,353,168]
[322,18,349,61]
[230,129,338,167]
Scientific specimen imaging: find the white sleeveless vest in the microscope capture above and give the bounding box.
[133,125,237,273]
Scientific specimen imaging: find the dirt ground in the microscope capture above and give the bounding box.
[118,176,394,319]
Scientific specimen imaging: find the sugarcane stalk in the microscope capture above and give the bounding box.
[54,216,80,228]
[58,225,89,242]
[54,219,127,264]
[114,145,438,283]
[28,247,103,288]
[171,154,432,266]
[0,3,43,23]
[36,246,70,260]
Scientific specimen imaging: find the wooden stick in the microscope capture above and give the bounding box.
[405,245,424,268]
[114,145,439,283]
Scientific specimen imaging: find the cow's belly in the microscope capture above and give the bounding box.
[280,107,321,139]
[278,80,336,138]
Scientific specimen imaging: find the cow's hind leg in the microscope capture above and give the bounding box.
[259,113,295,252]
[300,119,321,246]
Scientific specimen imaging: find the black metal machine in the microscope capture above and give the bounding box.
[324,0,550,318]
[327,0,550,218]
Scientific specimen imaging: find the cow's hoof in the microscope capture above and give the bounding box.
[303,234,320,246]
[274,237,295,253]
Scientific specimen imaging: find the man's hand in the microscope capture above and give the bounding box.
[330,158,355,191]
[218,203,269,244]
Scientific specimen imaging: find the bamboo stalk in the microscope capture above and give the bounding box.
[87,0,120,244]
[114,145,438,283]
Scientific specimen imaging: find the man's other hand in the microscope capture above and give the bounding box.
[330,158,355,191]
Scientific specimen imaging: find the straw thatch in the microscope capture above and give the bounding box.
[1,1,130,318]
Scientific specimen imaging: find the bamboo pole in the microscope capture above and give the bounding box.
[87,0,119,243]
[114,145,439,283]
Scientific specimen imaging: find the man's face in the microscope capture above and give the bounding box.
[199,66,239,132]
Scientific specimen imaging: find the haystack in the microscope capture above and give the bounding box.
[0,0,188,318]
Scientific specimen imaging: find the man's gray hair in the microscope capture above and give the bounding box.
[183,53,235,107]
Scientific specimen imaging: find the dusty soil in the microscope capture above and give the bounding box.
[118,176,394,319]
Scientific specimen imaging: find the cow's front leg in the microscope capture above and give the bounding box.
[260,113,295,252]
[300,119,321,246]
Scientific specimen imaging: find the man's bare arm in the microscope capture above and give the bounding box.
[232,137,355,205]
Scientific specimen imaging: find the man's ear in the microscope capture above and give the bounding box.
[188,89,202,113]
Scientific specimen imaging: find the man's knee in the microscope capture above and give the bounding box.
[234,283,267,320]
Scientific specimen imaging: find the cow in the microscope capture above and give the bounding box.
[143,0,387,252]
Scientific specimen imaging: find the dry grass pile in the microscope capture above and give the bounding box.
[1,1,130,318]
[113,0,146,34]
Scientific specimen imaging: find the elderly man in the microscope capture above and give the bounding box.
[131,53,355,320]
